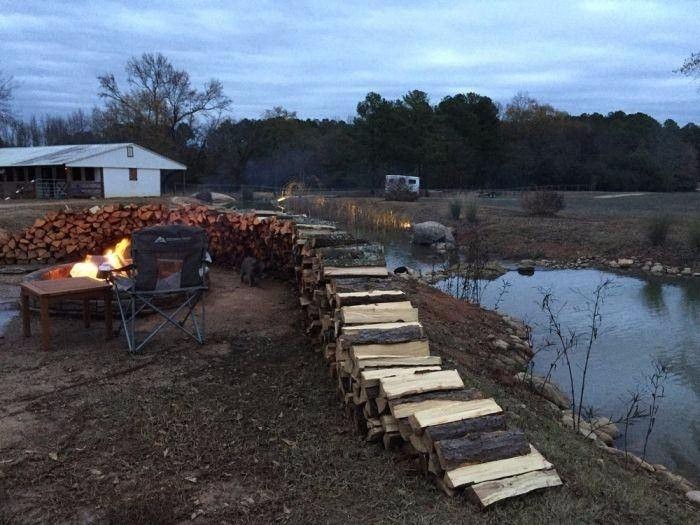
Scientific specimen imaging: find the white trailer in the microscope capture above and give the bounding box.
[385,174,420,193]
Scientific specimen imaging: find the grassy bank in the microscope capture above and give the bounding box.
[336,192,700,268]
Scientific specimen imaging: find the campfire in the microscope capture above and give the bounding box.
[69,238,131,279]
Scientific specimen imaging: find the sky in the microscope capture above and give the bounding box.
[1,0,699,124]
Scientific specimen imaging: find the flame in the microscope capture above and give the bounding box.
[69,238,131,279]
[401,221,412,229]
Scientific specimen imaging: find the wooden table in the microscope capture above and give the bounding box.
[20,277,113,351]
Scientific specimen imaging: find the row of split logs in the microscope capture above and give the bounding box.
[0,203,295,270]
[293,220,562,508]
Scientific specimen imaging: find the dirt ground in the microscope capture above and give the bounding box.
[357,192,700,267]
[0,266,696,523]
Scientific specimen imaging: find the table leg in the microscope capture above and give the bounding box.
[104,290,113,340]
[83,299,91,328]
[21,291,30,337]
[40,298,51,352]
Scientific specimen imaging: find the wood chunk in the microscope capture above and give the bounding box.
[360,366,442,387]
[352,356,442,377]
[360,366,443,387]
[380,414,399,433]
[351,340,430,360]
[434,430,530,471]
[341,302,418,324]
[380,370,464,400]
[422,414,507,450]
[409,434,429,453]
[408,398,502,432]
[323,266,388,278]
[336,290,407,307]
[331,277,397,294]
[444,445,552,488]
[433,474,458,497]
[388,388,484,419]
[340,322,424,346]
[467,469,562,508]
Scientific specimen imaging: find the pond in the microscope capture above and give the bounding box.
[381,237,699,483]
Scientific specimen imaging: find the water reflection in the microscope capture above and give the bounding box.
[640,280,666,313]
[380,236,700,482]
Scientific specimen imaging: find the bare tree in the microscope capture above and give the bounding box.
[98,52,231,138]
[0,71,16,125]
[677,51,700,81]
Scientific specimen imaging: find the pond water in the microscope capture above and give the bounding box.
[381,237,699,483]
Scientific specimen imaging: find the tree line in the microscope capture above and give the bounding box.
[1,52,698,192]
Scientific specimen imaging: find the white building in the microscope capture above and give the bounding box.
[0,143,186,199]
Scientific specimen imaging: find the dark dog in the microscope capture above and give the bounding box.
[240,256,265,286]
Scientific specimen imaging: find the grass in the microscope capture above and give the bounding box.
[284,195,411,234]
[647,214,674,246]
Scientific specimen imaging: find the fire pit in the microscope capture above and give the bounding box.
[23,238,131,316]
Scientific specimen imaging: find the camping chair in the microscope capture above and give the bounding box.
[108,224,210,353]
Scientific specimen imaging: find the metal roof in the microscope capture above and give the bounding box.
[0,143,185,169]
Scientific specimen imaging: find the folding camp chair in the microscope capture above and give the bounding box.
[109,224,209,353]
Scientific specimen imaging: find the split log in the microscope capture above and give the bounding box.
[379,370,464,400]
[421,414,507,450]
[408,398,503,433]
[340,302,418,324]
[434,430,530,471]
[340,322,424,346]
[467,469,562,508]
[386,388,484,418]
[443,445,552,489]
[323,266,388,278]
[360,365,443,388]
[335,290,407,307]
[350,340,430,360]
[330,277,398,294]
[352,356,442,377]
[309,231,362,248]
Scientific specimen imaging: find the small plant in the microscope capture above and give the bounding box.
[448,198,462,220]
[465,199,479,224]
[520,190,565,216]
[688,217,700,255]
[385,184,418,202]
[647,214,673,246]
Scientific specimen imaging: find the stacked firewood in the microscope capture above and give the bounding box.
[0,203,295,269]
[293,222,562,508]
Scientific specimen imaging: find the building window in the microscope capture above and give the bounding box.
[129,168,138,181]
[84,167,95,181]
[70,167,81,181]
[127,146,134,157]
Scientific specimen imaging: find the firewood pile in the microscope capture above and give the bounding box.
[0,203,295,269]
[293,221,562,508]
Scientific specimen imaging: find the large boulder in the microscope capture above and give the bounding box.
[411,221,454,246]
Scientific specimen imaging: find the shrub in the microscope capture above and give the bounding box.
[520,191,565,216]
[448,198,462,220]
[385,184,418,202]
[465,199,479,223]
[647,214,673,246]
[688,217,700,254]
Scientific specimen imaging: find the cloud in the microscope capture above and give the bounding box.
[1,0,698,124]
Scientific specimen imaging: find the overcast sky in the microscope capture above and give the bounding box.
[2,0,699,124]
